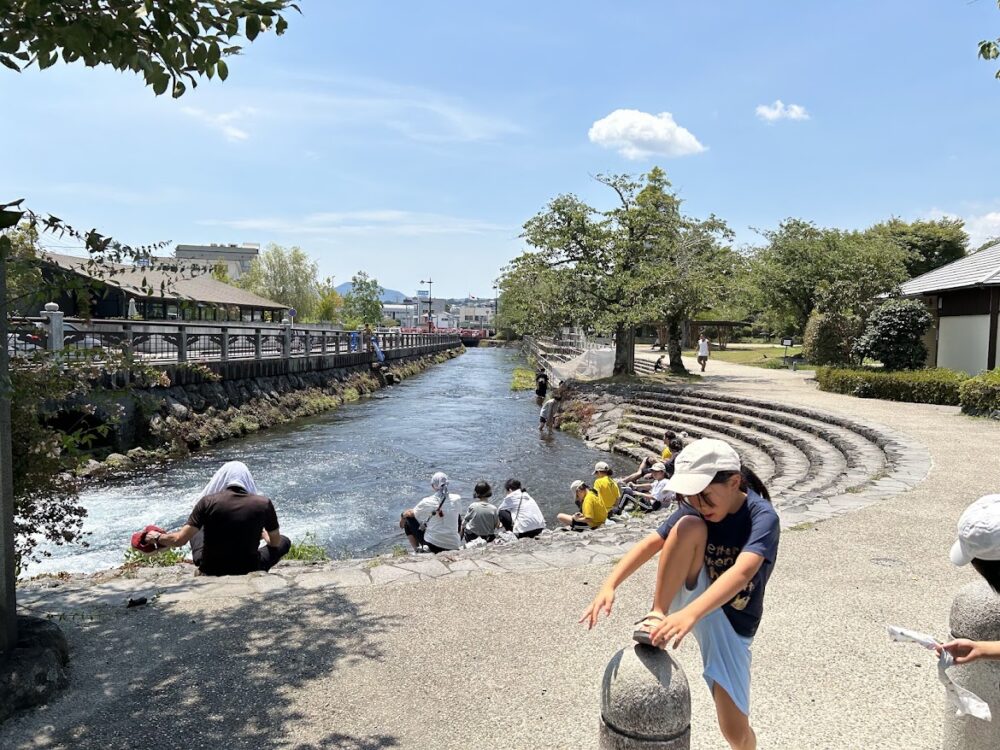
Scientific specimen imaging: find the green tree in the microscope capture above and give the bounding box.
[315,277,344,324]
[210,259,230,283]
[342,272,385,328]
[745,219,912,336]
[514,168,733,375]
[238,244,319,321]
[0,1,297,97]
[852,298,933,370]
[868,217,968,278]
[2,224,45,316]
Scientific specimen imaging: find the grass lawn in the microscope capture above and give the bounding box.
[511,367,536,390]
[681,346,814,371]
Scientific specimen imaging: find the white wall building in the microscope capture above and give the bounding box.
[175,243,260,281]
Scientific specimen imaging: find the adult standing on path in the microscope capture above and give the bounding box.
[698,332,711,372]
[144,461,291,576]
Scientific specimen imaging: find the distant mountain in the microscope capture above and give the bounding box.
[334,282,408,304]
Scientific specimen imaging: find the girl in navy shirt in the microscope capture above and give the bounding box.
[581,438,780,750]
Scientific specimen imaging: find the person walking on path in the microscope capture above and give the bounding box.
[937,495,1000,664]
[593,461,621,515]
[463,481,499,544]
[142,461,291,576]
[400,472,463,553]
[580,439,780,750]
[558,480,607,530]
[497,479,546,538]
[539,394,560,434]
[697,333,711,372]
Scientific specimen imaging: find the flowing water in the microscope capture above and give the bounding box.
[28,347,633,575]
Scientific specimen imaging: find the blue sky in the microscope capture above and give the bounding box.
[3,0,1000,298]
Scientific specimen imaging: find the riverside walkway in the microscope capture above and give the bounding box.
[5,355,1000,749]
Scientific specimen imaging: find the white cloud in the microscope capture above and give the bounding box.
[755,100,810,122]
[200,210,510,238]
[181,106,258,141]
[587,109,706,160]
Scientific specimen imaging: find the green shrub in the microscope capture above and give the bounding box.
[803,310,855,366]
[511,367,536,391]
[960,369,1000,415]
[852,298,932,370]
[286,532,330,562]
[816,366,967,404]
[122,546,186,568]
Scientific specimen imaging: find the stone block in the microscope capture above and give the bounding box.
[296,568,372,590]
[0,616,69,723]
[368,565,416,585]
[395,559,451,577]
[943,580,1000,750]
[599,645,690,749]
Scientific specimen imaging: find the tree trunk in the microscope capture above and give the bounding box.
[613,323,635,376]
[0,240,17,654]
[656,324,667,351]
[667,317,686,374]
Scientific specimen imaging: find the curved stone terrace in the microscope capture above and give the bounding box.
[6,351,999,749]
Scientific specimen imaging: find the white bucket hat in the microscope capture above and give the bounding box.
[950,495,1000,566]
[664,439,741,497]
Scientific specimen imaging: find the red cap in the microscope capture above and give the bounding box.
[130,525,165,553]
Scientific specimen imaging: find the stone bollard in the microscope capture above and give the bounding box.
[943,580,1000,749]
[600,644,691,749]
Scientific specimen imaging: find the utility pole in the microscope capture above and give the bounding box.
[420,278,433,332]
[492,283,499,335]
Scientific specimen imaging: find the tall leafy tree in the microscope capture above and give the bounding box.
[342,271,384,327]
[514,168,733,375]
[868,217,968,278]
[238,244,319,320]
[315,277,344,325]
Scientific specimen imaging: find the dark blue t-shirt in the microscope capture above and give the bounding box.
[656,489,780,637]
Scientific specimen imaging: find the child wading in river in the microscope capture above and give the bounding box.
[580,439,780,750]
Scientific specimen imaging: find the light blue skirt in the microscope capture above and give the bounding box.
[671,566,754,716]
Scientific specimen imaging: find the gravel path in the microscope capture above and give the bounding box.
[4,356,1000,749]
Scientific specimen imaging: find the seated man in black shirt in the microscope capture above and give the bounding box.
[146,461,291,576]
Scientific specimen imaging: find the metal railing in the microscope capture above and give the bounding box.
[8,304,461,365]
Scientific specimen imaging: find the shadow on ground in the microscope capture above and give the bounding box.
[1,584,398,750]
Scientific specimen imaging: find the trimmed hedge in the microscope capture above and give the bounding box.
[816,366,968,405]
[959,369,1000,416]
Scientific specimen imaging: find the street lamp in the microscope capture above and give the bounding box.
[492,283,499,334]
[420,278,433,333]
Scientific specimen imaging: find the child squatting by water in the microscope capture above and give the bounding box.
[580,438,780,750]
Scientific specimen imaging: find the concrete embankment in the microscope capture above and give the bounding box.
[75,346,463,479]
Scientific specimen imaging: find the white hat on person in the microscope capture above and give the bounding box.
[664,439,741,497]
[650,462,666,473]
[593,461,611,474]
[950,495,1000,566]
[570,480,585,493]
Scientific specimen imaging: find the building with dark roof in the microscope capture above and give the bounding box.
[900,243,1000,373]
[42,252,288,322]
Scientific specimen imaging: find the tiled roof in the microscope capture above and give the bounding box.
[42,252,288,309]
[900,244,1000,295]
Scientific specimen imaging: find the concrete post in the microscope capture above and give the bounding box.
[333,331,341,354]
[40,302,64,351]
[254,328,262,361]
[177,325,187,362]
[0,242,16,654]
[321,331,328,355]
[304,330,312,357]
[943,580,1000,749]
[282,323,292,359]
[599,645,691,749]
[220,327,229,362]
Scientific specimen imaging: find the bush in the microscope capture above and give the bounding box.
[802,310,855,366]
[123,546,186,568]
[286,532,330,562]
[852,298,932,370]
[816,366,967,404]
[960,369,1000,415]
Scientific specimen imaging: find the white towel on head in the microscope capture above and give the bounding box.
[200,461,258,498]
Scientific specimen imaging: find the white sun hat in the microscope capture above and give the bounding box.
[664,439,741,497]
[950,495,1000,566]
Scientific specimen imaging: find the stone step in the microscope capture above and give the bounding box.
[621,414,799,492]
[629,399,856,497]
[636,388,887,476]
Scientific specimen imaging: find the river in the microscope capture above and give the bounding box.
[27,347,632,575]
